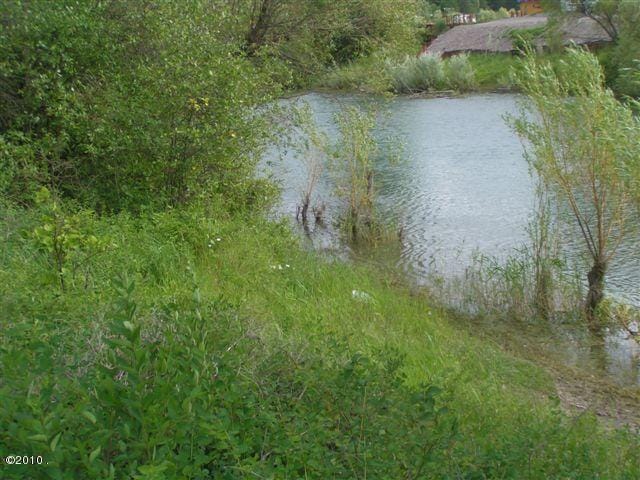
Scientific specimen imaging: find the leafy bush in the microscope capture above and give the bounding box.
[388,54,446,93]
[320,54,393,93]
[445,53,477,92]
[1,274,454,479]
[0,0,282,212]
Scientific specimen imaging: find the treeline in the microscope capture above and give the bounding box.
[0,0,421,213]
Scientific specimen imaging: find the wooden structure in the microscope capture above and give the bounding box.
[445,13,477,27]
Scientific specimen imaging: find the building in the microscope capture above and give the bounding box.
[423,14,612,58]
[519,0,543,16]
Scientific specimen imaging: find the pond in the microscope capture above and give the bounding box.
[263,92,640,385]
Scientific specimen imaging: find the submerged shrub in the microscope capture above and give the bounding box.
[331,106,379,240]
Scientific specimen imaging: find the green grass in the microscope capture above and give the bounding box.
[468,53,520,91]
[2,202,640,478]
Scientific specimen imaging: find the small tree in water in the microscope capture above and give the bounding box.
[293,104,327,228]
[332,106,378,241]
[512,48,640,325]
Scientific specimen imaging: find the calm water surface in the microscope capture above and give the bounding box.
[263,92,640,385]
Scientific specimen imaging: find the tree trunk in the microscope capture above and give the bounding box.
[534,263,552,320]
[585,260,607,321]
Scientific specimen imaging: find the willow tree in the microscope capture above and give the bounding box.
[512,48,640,323]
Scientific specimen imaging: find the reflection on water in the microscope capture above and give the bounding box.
[263,92,640,385]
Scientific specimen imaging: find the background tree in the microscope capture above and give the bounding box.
[569,0,620,42]
[543,0,640,98]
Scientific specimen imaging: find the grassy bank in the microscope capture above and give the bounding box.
[2,202,639,478]
[318,52,518,95]
[318,52,621,96]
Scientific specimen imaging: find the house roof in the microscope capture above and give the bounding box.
[423,14,611,56]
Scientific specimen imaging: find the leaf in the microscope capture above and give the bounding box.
[50,432,62,452]
[82,410,97,424]
[28,434,48,442]
[89,446,101,463]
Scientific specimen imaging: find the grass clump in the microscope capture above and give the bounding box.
[477,7,511,23]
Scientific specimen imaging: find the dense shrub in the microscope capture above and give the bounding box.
[388,54,446,93]
[445,53,477,92]
[385,53,476,93]
[0,1,282,212]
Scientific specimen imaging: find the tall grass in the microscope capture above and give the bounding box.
[477,7,511,23]
[467,53,519,90]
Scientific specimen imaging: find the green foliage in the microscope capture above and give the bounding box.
[331,106,381,240]
[545,0,640,98]
[508,26,547,54]
[320,53,394,93]
[31,188,109,292]
[1,207,456,478]
[477,7,511,23]
[468,53,519,89]
[388,54,447,93]
[610,1,640,98]
[337,53,477,94]
[1,205,640,478]
[445,53,478,91]
[0,0,282,212]
[227,0,423,76]
[511,48,640,317]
